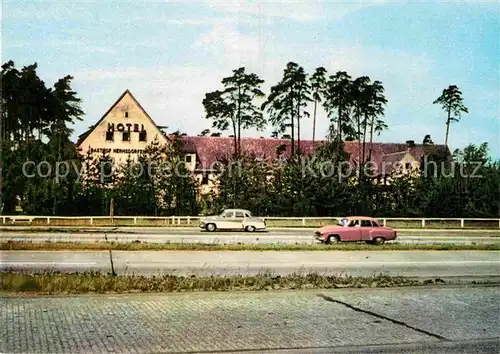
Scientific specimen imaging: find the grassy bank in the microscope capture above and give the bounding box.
[2,224,500,230]
[0,271,445,294]
[2,241,499,251]
[2,227,500,234]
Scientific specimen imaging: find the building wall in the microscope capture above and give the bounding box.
[183,153,197,172]
[195,172,217,195]
[78,91,168,167]
[378,153,421,186]
[400,152,420,172]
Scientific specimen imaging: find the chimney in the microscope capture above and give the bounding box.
[406,140,415,148]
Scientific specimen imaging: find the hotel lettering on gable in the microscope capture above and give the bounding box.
[107,122,146,133]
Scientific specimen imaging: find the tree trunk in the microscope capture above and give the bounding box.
[356,108,361,178]
[368,115,375,162]
[297,92,301,154]
[362,112,368,165]
[52,181,57,215]
[312,100,317,143]
[444,107,451,147]
[237,120,241,157]
[290,87,295,158]
[231,118,237,157]
[444,121,450,148]
[337,103,342,141]
[237,87,241,157]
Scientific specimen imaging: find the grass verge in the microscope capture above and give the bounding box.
[1,241,499,251]
[2,225,500,231]
[0,271,447,294]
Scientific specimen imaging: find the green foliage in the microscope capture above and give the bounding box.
[203,67,265,156]
[211,154,272,215]
[1,60,84,215]
[433,85,469,123]
[113,137,199,216]
[310,67,328,142]
[323,71,353,140]
[161,135,199,215]
[262,62,312,157]
[1,59,497,219]
[433,85,468,146]
[206,139,499,218]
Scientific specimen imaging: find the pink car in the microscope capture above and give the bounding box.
[314,216,397,245]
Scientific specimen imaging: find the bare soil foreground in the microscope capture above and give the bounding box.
[1,285,498,353]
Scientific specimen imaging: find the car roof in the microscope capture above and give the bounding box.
[225,209,252,213]
[345,216,379,221]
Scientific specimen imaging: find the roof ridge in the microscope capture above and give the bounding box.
[184,135,329,142]
[383,150,408,156]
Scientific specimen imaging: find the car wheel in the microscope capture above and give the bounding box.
[245,225,256,232]
[327,235,340,244]
[205,223,216,232]
[373,237,385,245]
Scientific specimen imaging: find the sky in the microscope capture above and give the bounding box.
[2,0,499,159]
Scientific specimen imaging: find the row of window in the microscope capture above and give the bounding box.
[346,219,380,227]
[106,131,147,142]
[222,211,251,218]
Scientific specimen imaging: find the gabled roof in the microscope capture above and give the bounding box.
[178,136,450,174]
[180,136,325,170]
[76,89,167,147]
[76,126,94,146]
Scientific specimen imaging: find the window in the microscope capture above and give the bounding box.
[235,211,244,218]
[106,131,114,141]
[244,212,251,218]
[139,131,147,142]
[360,220,372,227]
[123,132,130,141]
[348,220,359,227]
[185,155,192,163]
[125,112,128,118]
[201,174,209,185]
[223,211,233,218]
[405,162,411,170]
[371,221,380,227]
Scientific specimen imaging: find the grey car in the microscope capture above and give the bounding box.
[199,209,267,232]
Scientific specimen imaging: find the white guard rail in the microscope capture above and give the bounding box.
[1,215,500,228]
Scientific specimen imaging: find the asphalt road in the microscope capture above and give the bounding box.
[1,286,499,353]
[1,227,499,245]
[2,250,499,278]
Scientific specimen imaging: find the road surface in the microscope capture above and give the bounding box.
[1,286,499,353]
[2,250,499,278]
[1,227,499,245]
